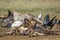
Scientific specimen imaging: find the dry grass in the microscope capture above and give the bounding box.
[0,0,60,18]
[0,35,60,40]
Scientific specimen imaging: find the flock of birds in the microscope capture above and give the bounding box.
[0,10,60,37]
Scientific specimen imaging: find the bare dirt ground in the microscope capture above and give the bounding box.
[0,27,60,40]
